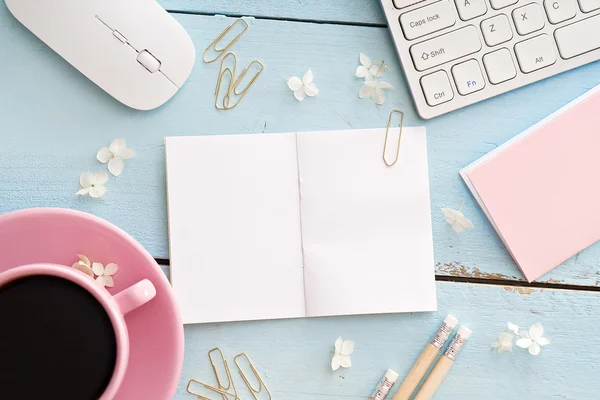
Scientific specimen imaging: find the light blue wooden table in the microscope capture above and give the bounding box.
[1,1,600,398]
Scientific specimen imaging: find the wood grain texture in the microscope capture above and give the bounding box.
[164,262,599,399]
[157,0,387,25]
[1,6,600,288]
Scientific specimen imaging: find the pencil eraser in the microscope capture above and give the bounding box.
[444,314,458,329]
[458,325,472,339]
[384,369,399,383]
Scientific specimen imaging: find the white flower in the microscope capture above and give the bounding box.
[76,171,108,198]
[97,139,136,176]
[441,207,474,233]
[492,332,515,354]
[92,262,119,288]
[516,323,551,356]
[287,69,319,101]
[71,254,94,278]
[359,80,393,105]
[331,336,354,371]
[355,53,387,80]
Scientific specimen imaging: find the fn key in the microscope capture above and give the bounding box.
[421,70,454,106]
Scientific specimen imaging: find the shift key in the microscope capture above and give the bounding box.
[410,26,482,71]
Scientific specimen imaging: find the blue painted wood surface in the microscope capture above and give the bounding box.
[1,0,600,397]
[1,4,599,285]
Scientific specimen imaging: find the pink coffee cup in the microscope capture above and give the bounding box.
[0,263,156,400]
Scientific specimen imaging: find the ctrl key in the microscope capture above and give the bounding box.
[420,70,454,106]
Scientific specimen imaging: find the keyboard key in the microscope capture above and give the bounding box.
[455,0,488,20]
[421,70,454,106]
[481,14,513,46]
[513,4,545,35]
[452,59,485,95]
[555,14,600,59]
[400,1,456,40]
[483,48,517,84]
[490,0,518,10]
[410,26,482,71]
[578,0,600,11]
[514,34,557,73]
[394,0,427,9]
[544,0,577,23]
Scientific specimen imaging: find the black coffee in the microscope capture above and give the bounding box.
[0,275,117,400]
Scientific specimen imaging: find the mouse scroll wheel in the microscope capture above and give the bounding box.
[137,50,161,73]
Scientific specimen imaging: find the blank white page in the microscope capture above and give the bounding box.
[165,134,306,324]
[297,128,437,317]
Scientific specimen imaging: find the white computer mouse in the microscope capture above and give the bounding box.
[5,0,196,110]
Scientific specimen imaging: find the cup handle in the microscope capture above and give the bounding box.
[113,279,157,316]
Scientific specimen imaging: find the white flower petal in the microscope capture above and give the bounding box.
[287,76,303,91]
[491,342,500,348]
[76,188,91,196]
[304,82,319,97]
[507,322,519,335]
[458,217,475,230]
[72,263,94,277]
[341,340,355,356]
[104,275,115,288]
[95,171,109,185]
[96,147,113,164]
[80,172,94,188]
[335,337,343,353]
[331,354,342,371]
[451,222,466,233]
[441,208,456,223]
[529,323,544,341]
[104,263,119,276]
[520,330,531,339]
[369,63,386,78]
[497,346,505,354]
[528,341,541,356]
[355,66,369,78]
[108,157,125,176]
[340,355,352,368]
[89,185,107,198]
[95,275,107,288]
[359,84,374,99]
[498,332,514,346]
[77,254,91,267]
[92,262,105,276]
[109,139,126,155]
[118,147,135,160]
[537,337,551,346]
[359,53,371,68]
[372,88,385,105]
[302,69,314,85]
[376,81,394,90]
[294,88,305,102]
[516,337,533,349]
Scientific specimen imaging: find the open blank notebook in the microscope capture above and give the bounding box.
[461,85,600,282]
[165,128,437,324]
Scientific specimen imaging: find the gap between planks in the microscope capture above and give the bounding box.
[165,9,388,28]
[154,258,600,294]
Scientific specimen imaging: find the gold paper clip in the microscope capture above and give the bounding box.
[209,348,238,400]
[234,353,272,400]
[223,60,264,110]
[383,109,405,167]
[215,53,238,110]
[204,18,249,63]
[186,379,240,400]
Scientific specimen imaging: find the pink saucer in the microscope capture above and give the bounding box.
[0,208,183,400]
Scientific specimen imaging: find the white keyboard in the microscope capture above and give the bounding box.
[381,0,600,119]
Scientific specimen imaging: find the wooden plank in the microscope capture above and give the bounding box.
[157,0,387,25]
[1,8,600,285]
[174,277,600,399]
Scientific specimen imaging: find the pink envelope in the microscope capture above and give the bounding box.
[461,86,600,282]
